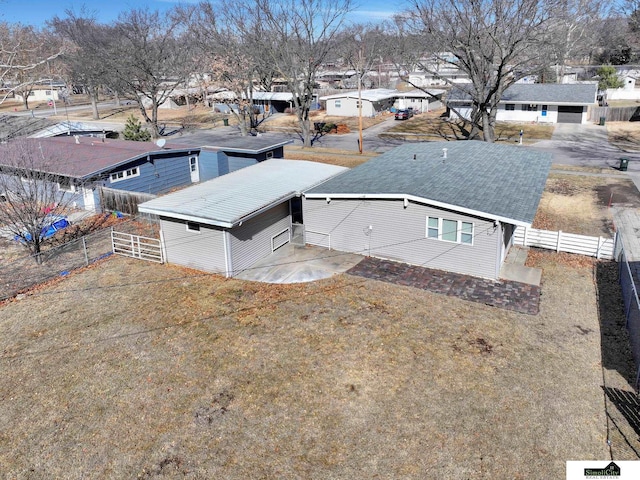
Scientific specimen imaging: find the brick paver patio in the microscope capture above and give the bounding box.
[347,257,541,315]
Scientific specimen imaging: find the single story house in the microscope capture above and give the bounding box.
[303,142,551,280]
[190,137,293,178]
[320,89,397,117]
[394,89,445,113]
[448,83,598,124]
[0,137,202,212]
[138,159,347,277]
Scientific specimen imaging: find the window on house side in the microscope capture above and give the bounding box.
[505,104,515,111]
[426,216,474,245]
[186,221,200,232]
[110,167,140,183]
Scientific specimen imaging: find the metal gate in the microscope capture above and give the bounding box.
[111,230,163,263]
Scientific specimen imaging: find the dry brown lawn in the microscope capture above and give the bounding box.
[607,121,640,152]
[284,145,377,168]
[2,250,634,478]
[261,110,389,134]
[533,172,640,236]
[383,113,555,143]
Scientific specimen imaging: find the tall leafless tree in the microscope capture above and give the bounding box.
[0,22,65,105]
[49,10,116,120]
[107,7,199,138]
[396,0,556,142]
[0,140,81,262]
[249,0,354,147]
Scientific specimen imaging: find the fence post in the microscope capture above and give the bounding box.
[597,236,603,260]
[557,230,562,253]
[82,237,89,266]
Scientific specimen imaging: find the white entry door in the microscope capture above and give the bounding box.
[189,156,200,183]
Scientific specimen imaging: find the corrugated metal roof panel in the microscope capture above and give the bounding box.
[139,159,347,227]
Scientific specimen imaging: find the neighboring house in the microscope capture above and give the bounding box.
[448,83,598,124]
[0,137,202,212]
[13,86,61,104]
[320,89,398,117]
[303,142,551,280]
[183,137,293,180]
[393,89,445,113]
[209,91,320,114]
[407,69,471,87]
[138,159,347,277]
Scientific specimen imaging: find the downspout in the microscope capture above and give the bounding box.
[223,230,233,277]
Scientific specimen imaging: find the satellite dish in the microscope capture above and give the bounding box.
[156,138,166,148]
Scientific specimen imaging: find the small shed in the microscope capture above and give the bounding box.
[138,159,347,277]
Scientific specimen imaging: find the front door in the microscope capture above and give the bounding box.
[189,156,200,183]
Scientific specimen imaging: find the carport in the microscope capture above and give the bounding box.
[138,159,347,277]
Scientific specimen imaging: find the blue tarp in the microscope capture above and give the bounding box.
[15,216,70,242]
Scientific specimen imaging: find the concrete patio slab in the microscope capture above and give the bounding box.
[235,244,363,284]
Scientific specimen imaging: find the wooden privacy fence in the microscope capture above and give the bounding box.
[100,187,157,215]
[589,106,640,123]
[112,230,163,263]
[514,226,614,260]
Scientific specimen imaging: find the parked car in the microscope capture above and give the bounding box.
[395,109,413,120]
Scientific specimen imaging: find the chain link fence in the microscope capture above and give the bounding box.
[615,232,640,392]
[0,216,160,302]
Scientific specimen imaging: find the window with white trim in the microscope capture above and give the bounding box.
[58,178,76,193]
[505,103,515,111]
[426,216,474,245]
[335,99,341,108]
[186,221,201,233]
[110,167,139,183]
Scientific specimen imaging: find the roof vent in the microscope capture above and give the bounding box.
[74,135,80,144]
[442,148,448,159]
[413,154,416,160]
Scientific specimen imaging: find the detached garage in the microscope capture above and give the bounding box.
[138,159,347,277]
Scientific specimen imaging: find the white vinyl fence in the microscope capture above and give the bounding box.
[514,226,615,260]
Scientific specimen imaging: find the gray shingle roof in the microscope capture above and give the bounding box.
[448,83,598,106]
[500,83,598,105]
[305,142,552,225]
[138,159,347,227]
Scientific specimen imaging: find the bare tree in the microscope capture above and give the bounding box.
[548,0,608,82]
[0,140,81,262]
[396,0,556,142]
[107,7,199,138]
[250,0,354,147]
[191,2,270,136]
[0,22,65,105]
[50,11,116,120]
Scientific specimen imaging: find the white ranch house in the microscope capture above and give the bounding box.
[448,83,598,124]
[320,88,444,117]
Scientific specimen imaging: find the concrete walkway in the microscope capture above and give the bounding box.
[347,256,541,315]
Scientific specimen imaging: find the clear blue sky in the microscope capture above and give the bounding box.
[0,0,402,27]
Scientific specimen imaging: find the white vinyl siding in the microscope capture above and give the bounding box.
[426,216,474,245]
[160,217,226,274]
[304,197,498,279]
